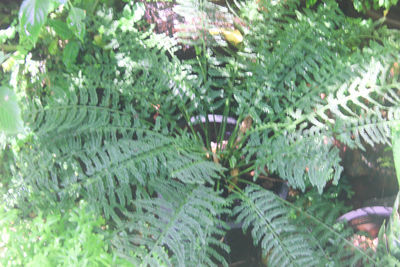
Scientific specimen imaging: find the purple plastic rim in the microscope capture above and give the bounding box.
[337,206,392,223]
[190,114,237,125]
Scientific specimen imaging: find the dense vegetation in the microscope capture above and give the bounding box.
[1,0,400,266]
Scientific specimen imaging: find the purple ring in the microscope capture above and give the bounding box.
[337,206,392,222]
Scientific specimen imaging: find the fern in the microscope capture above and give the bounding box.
[237,0,400,192]
[5,0,400,265]
[112,181,229,267]
[291,189,377,266]
[232,185,318,266]
[13,4,225,221]
[233,185,378,266]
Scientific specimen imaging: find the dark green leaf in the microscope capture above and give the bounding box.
[48,19,73,40]
[67,7,86,42]
[18,0,52,45]
[62,40,80,68]
[0,86,23,134]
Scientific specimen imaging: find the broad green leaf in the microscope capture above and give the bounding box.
[0,86,23,134]
[62,40,80,68]
[67,7,86,42]
[48,19,73,40]
[18,0,52,45]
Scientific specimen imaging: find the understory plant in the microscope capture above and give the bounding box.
[1,0,400,266]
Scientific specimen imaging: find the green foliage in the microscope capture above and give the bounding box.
[18,0,87,46]
[236,0,400,193]
[0,86,23,134]
[232,185,318,266]
[0,200,130,266]
[292,189,376,266]
[113,182,230,267]
[377,192,400,264]
[48,19,74,40]
[18,0,54,45]
[62,40,80,68]
[305,0,399,12]
[66,6,86,42]
[2,0,400,266]
[392,123,400,186]
[353,0,399,12]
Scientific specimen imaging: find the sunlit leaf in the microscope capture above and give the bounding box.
[0,86,23,134]
[18,0,51,45]
[49,19,73,40]
[67,7,86,42]
[392,124,400,187]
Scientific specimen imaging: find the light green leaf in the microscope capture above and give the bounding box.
[67,7,86,42]
[392,124,400,187]
[131,2,145,23]
[18,0,52,45]
[0,86,23,134]
[62,40,80,68]
[0,51,11,65]
[48,19,73,40]
[0,26,16,44]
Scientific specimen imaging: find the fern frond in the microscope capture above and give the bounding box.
[236,0,400,192]
[246,130,342,193]
[113,182,229,267]
[17,130,223,220]
[232,185,319,267]
[291,190,378,266]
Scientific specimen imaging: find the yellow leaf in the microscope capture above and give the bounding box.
[221,29,243,46]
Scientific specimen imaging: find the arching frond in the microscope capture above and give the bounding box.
[232,185,319,267]
[112,182,230,267]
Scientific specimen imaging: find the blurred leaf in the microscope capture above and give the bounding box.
[392,124,400,187]
[62,40,80,68]
[48,39,58,55]
[378,192,400,262]
[18,0,51,45]
[67,7,86,42]
[222,29,243,46]
[48,19,73,40]
[0,51,10,65]
[0,86,23,134]
[131,2,145,23]
[0,26,16,44]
